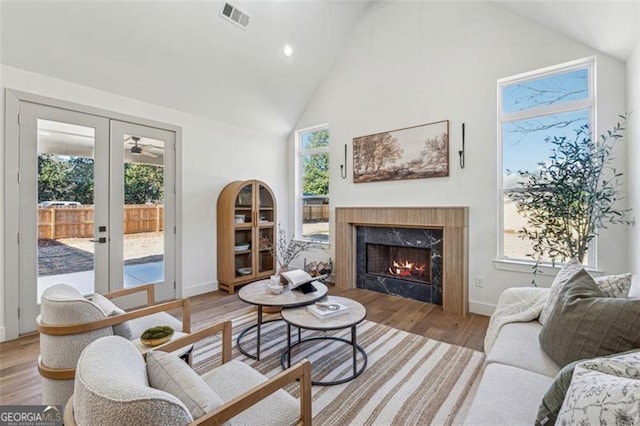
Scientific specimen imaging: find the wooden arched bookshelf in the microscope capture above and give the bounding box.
[217,180,277,293]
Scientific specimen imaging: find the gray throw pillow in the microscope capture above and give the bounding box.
[539,268,640,367]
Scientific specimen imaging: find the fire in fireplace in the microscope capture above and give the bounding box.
[356,226,443,305]
[366,243,431,284]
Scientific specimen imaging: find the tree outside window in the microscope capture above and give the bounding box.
[297,127,330,242]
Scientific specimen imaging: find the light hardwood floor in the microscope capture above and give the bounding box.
[0,287,489,405]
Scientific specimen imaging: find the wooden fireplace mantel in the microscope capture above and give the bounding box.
[335,207,469,316]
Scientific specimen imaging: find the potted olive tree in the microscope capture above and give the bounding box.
[507,116,633,281]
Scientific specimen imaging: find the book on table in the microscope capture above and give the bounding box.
[280,270,328,294]
[307,301,350,319]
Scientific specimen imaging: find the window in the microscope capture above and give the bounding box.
[499,58,595,264]
[295,125,330,242]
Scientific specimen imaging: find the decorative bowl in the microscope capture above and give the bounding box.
[237,267,252,275]
[234,243,250,251]
[140,325,174,347]
[268,283,284,295]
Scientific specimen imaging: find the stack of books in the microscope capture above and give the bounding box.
[307,301,350,319]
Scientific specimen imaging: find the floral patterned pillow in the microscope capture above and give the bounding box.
[557,352,640,424]
[594,273,632,298]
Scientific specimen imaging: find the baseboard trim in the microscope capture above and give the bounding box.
[469,301,496,317]
[182,281,218,298]
[0,326,6,343]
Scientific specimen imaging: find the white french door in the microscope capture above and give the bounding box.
[16,102,176,334]
[110,121,176,302]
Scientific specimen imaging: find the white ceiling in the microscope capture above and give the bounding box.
[1,1,371,135]
[1,1,638,137]
[494,1,639,62]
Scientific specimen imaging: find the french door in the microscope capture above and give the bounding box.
[17,102,176,334]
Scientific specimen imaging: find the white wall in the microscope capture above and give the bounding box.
[291,2,629,315]
[0,65,288,340]
[628,41,640,274]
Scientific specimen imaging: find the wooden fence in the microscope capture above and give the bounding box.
[38,205,164,239]
[302,204,329,222]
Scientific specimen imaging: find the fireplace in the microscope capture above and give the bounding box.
[356,226,443,304]
[335,207,468,316]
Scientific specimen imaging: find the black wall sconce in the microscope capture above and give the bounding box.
[340,144,347,179]
[458,123,466,169]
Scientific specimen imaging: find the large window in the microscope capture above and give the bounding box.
[295,125,330,242]
[499,58,594,264]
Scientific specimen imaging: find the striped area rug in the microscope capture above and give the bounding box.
[192,312,484,425]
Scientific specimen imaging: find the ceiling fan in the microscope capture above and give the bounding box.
[124,136,162,158]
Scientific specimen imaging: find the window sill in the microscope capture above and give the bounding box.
[493,258,602,276]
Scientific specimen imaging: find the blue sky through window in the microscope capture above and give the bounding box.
[503,109,590,174]
[502,68,589,114]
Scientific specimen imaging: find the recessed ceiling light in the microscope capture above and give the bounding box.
[283,44,293,57]
[39,132,51,136]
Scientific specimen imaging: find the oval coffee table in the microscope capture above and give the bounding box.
[237,279,328,360]
[280,295,367,386]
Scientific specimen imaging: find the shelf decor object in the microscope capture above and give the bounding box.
[217,180,277,294]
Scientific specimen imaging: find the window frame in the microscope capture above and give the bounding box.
[294,123,330,243]
[496,57,597,269]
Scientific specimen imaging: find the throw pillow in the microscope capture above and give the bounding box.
[594,273,632,298]
[556,352,640,424]
[539,268,640,367]
[535,349,640,426]
[538,259,583,325]
[146,350,223,419]
[89,293,133,340]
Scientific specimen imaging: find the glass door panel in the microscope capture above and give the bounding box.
[18,102,109,334]
[37,119,98,300]
[122,134,165,288]
[234,183,254,278]
[110,121,176,302]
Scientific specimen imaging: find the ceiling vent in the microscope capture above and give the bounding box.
[220,2,250,30]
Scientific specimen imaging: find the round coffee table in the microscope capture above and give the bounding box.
[237,279,328,360]
[280,295,367,386]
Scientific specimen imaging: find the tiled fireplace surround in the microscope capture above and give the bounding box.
[335,207,469,316]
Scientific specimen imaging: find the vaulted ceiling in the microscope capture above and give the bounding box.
[1,1,637,137]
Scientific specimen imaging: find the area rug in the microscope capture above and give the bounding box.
[192,312,485,425]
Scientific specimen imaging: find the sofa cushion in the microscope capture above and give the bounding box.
[147,350,223,419]
[464,363,553,426]
[539,259,583,325]
[556,351,640,424]
[485,321,560,378]
[201,359,300,426]
[539,268,640,367]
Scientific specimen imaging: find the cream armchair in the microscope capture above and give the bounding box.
[64,322,312,425]
[37,283,191,406]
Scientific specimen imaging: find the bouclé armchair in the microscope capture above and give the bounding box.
[37,283,191,406]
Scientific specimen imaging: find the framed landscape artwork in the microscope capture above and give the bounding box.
[353,120,449,183]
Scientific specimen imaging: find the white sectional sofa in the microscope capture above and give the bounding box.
[464,273,640,425]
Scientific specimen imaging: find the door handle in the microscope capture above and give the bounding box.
[90,237,107,243]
